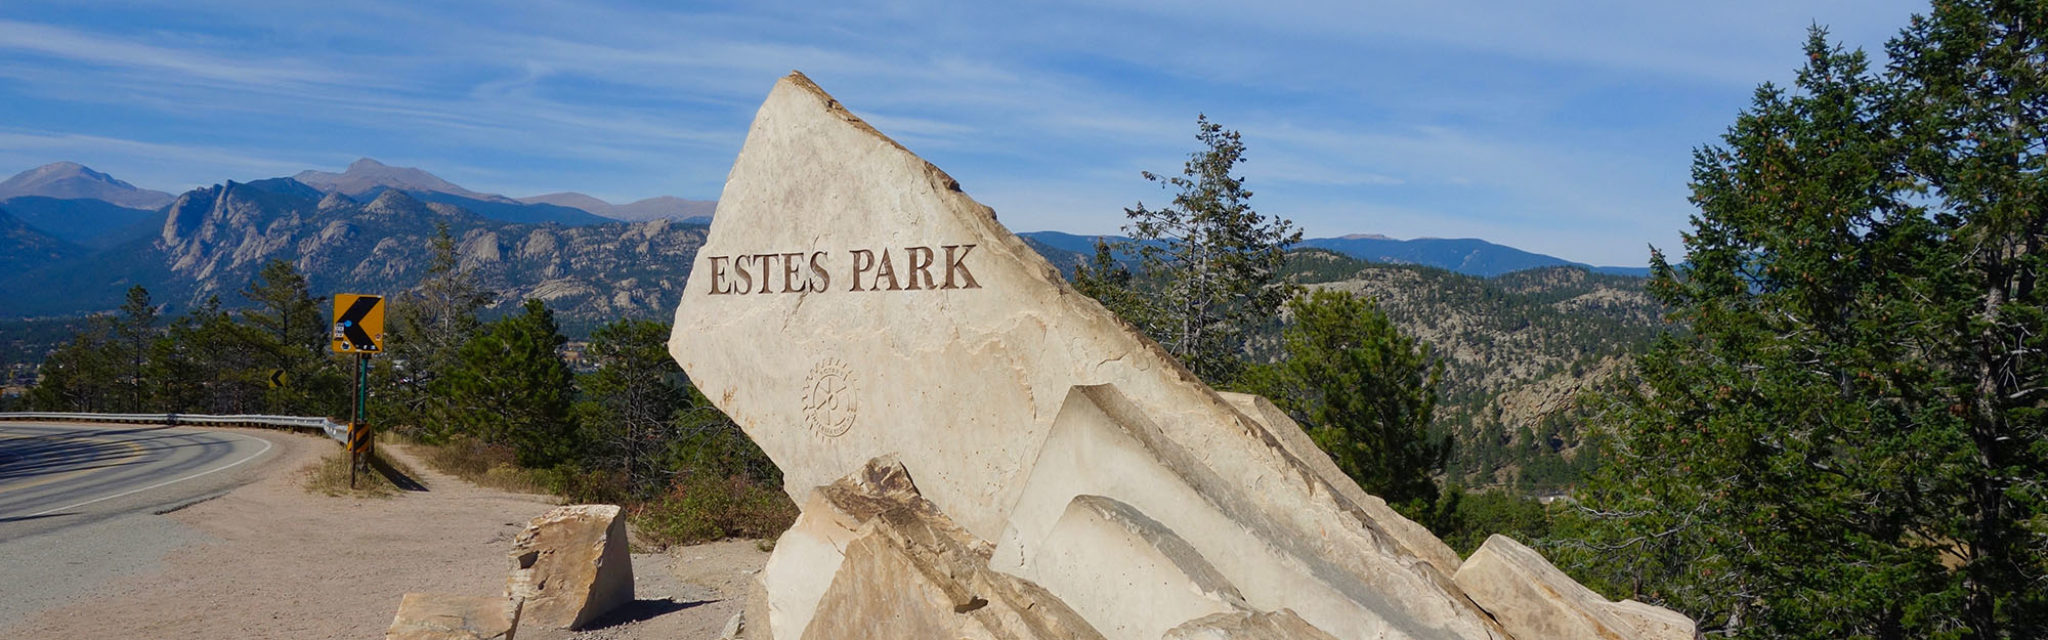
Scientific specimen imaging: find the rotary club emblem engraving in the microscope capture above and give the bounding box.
[802,358,857,437]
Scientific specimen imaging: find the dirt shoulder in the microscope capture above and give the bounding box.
[6,429,771,639]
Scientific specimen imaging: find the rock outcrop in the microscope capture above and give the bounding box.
[504,504,634,630]
[384,593,520,640]
[791,458,1106,640]
[669,70,1695,640]
[1453,535,1699,640]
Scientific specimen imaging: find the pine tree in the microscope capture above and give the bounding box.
[115,285,158,411]
[443,299,575,468]
[574,318,689,493]
[385,223,494,436]
[28,317,119,412]
[242,259,342,415]
[1561,12,2047,638]
[1248,289,1448,516]
[1072,239,1158,335]
[1117,115,1301,384]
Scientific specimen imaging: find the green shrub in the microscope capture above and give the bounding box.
[632,472,797,549]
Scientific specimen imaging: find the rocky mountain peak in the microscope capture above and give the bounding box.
[318,191,356,211]
[294,157,495,201]
[364,188,427,216]
[0,161,175,210]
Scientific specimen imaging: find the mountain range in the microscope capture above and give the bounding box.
[0,161,174,210]
[0,161,1652,320]
[1019,231,1651,278]
[2,177,705,323]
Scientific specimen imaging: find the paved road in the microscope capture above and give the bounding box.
[0,421,284,628]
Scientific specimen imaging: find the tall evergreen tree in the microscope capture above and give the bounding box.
[1116,115,1301,384]
[574,318,689,493]
[242,259,341,415]
[1248,289,1449,516]
[385,223,494,436]
[28,317,119,412]
[147,296,268,414]
[1072,239,1158,335]
[115,285,158,411]
[443,299,575,467]
[1562,12,2046,638]
[147,302,208,413]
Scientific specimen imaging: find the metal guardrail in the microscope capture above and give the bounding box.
[0,411,349,444]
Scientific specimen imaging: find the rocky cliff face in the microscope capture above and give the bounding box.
[4,177,706,322]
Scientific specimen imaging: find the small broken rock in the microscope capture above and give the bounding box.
[384,592,519,640]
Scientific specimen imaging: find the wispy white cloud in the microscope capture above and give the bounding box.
[0,19,370,87]
[0,0,1929,265]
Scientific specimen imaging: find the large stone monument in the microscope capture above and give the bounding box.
[669,71,1697,640]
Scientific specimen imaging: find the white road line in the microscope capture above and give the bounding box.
[20,432,275,518]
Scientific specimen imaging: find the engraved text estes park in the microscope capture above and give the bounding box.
[702,244,981,295]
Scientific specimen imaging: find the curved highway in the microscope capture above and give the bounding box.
[0,421,284,629]
[0,422,276,536]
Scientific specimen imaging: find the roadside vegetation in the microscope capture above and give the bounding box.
[28,225,793,549]
[301,448,420,499]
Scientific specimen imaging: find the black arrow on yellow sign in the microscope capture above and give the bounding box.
[267,369,288,389]
[335,295,381,352]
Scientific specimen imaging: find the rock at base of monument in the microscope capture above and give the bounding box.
[505,504,634,630]
[1162,610,1343,640]
[1612,600,1706,640]
[739,566,772,639]
[384,592,520,640]
[996,384,1504,640]
[1453,535,1699,640]
[794,457,1107,640]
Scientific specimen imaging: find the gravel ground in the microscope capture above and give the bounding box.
[2,431,772,639]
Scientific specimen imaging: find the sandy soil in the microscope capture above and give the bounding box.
[6,429,771,639]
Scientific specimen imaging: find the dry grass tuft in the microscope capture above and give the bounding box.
[415,437,555,497]
[301,447,423,498]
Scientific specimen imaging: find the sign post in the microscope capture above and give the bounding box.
[331,294,385,488]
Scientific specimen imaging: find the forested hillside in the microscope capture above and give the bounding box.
[1280,249,1665,489]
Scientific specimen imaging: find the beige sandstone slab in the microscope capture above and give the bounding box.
[760,489,865,639]
[504,504,634,630]
[1612,599,1703,640]
[384,592,519,640]
[995,384,1500,639]
[1023,494,1250,640]
[1163,610,1342,640]
[795,458,1106,640]
[1453,535,1697,640]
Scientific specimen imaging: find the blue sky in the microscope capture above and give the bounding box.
[0,1,1929,267]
